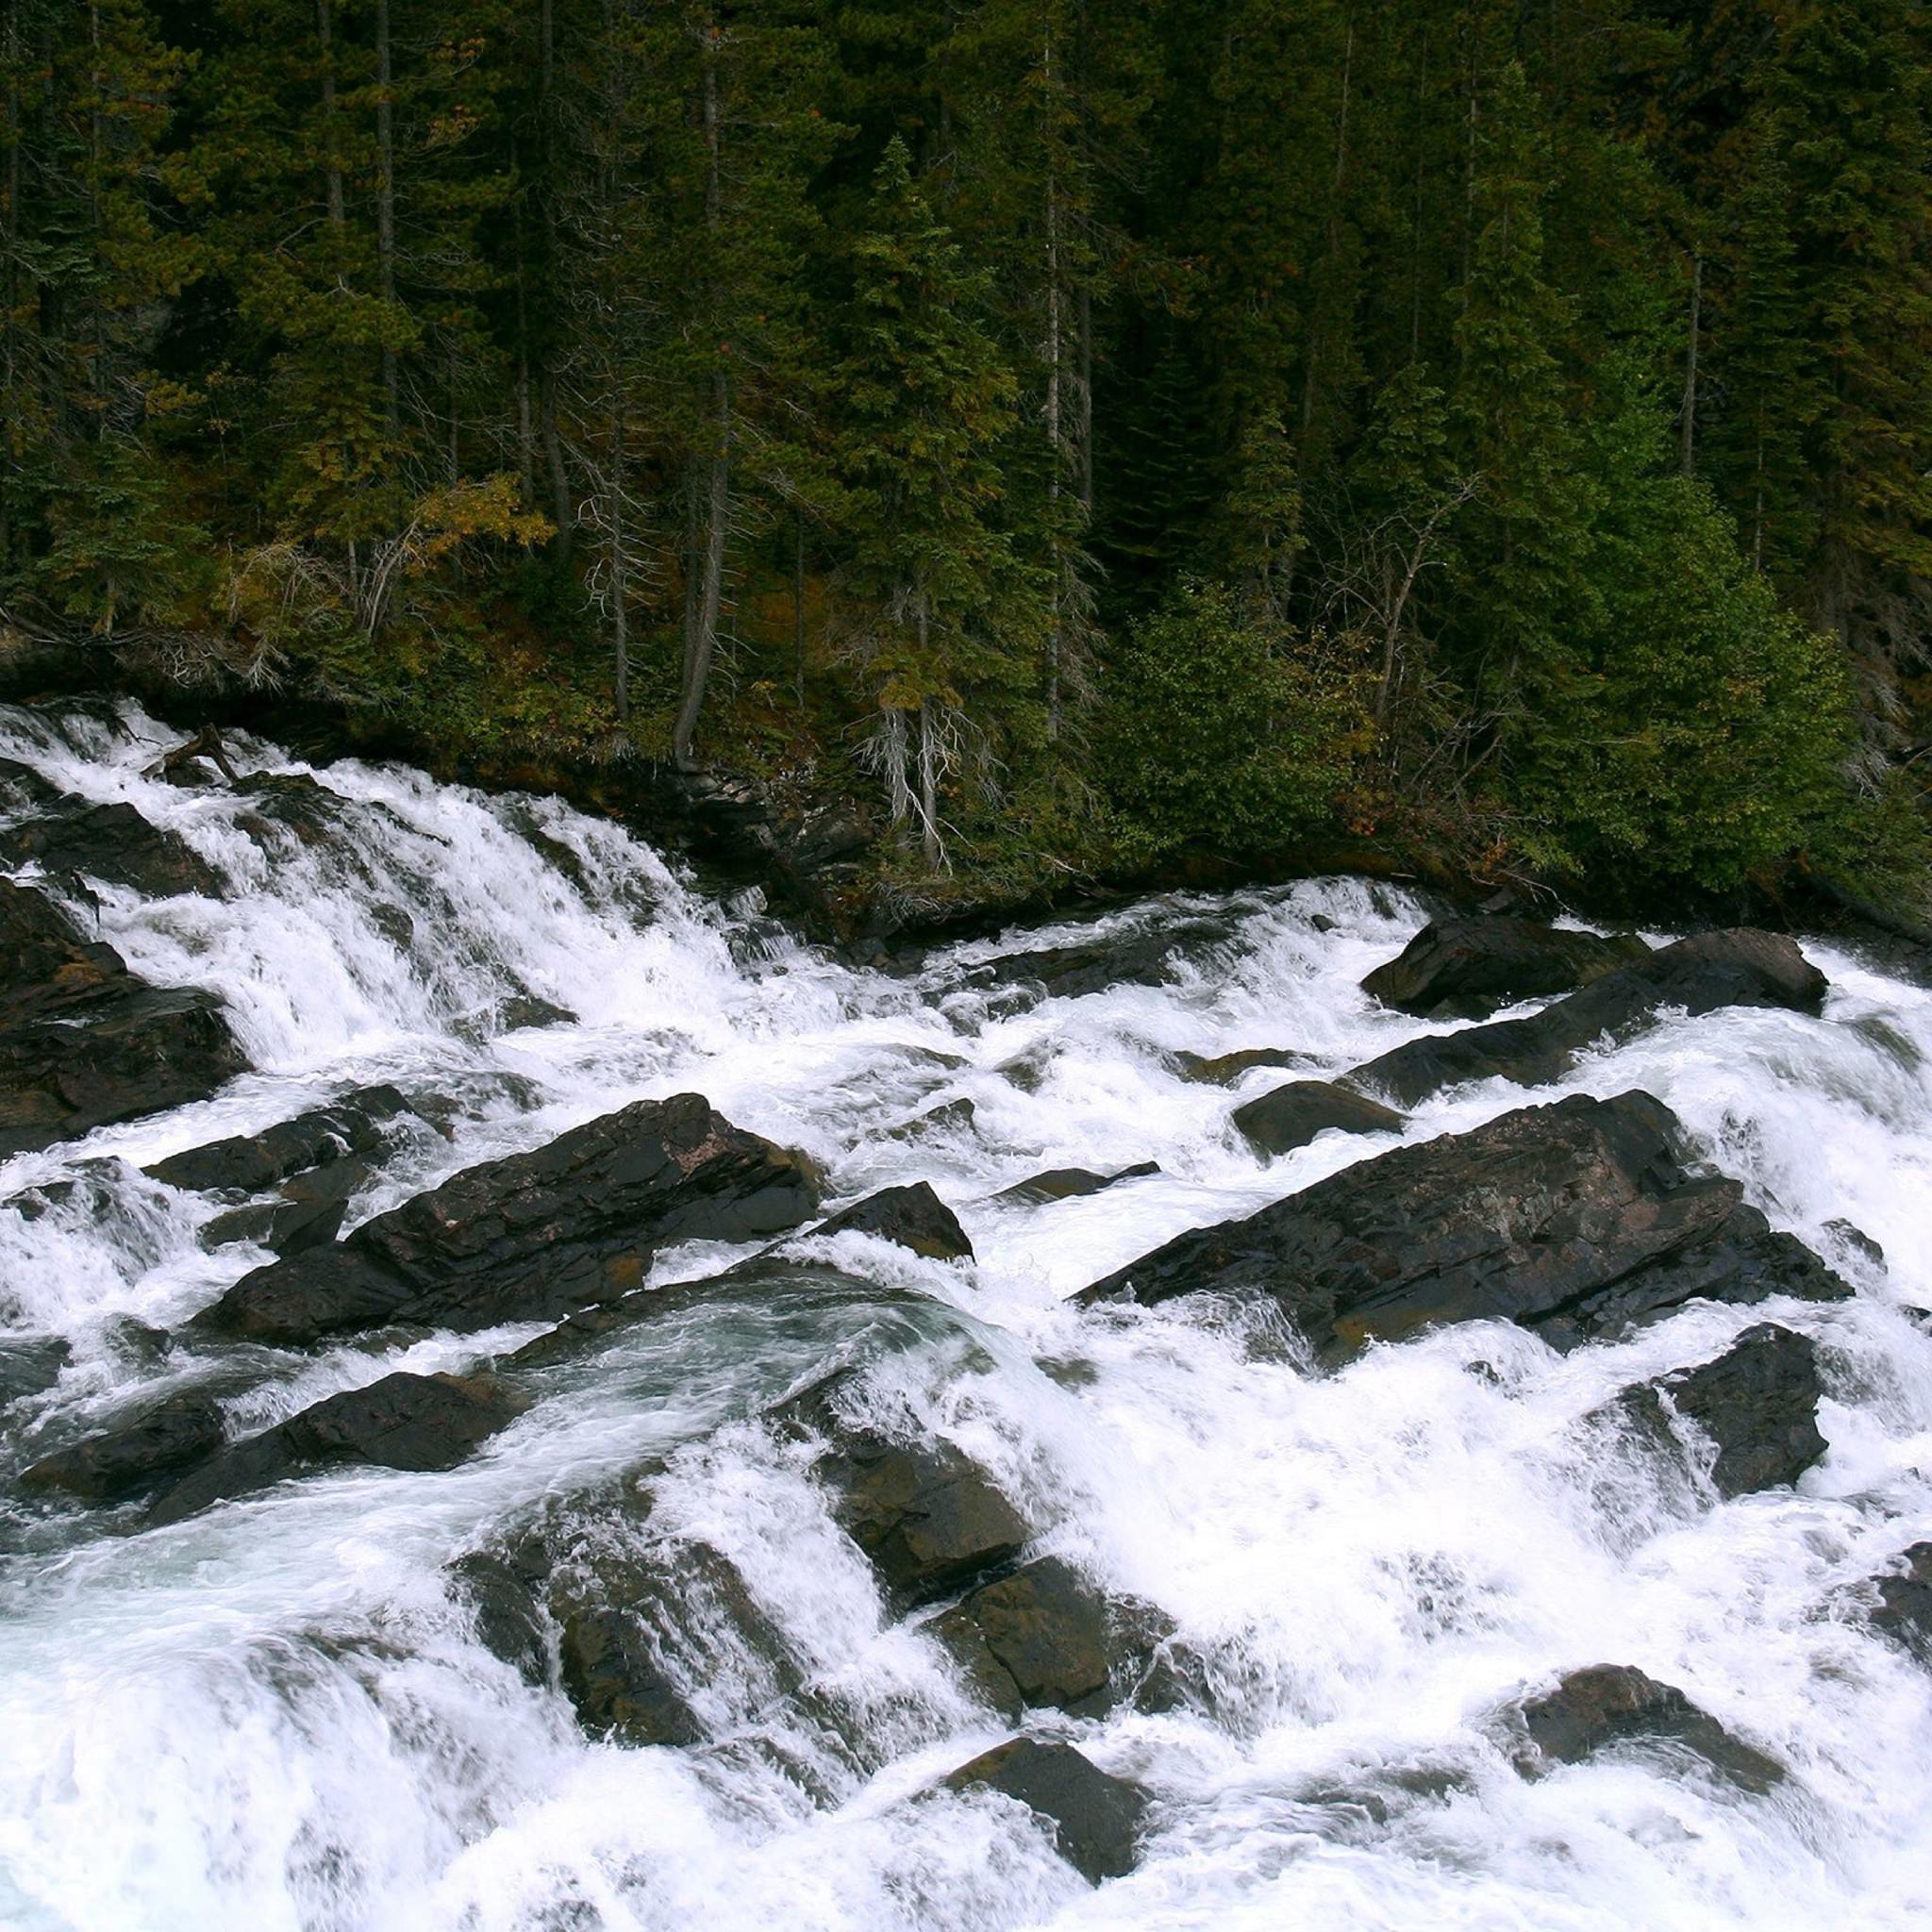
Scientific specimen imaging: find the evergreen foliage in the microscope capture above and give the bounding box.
[0,0,1925,909]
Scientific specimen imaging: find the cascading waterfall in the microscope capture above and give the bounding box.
[0,699,1926,1932]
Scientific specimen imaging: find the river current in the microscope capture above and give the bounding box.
[0,701,1926,1932]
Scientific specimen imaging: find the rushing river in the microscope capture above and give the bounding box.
[0,701,1926,1932]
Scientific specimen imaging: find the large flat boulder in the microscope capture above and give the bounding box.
[1074,1091,1848,1363]
[1362,917,1649,1019]
[193,1093,822,1344]
[941,1739,1149,1885]
[0,798,224,898]
[0,879,247,1156]
[1351,930,1829,1107]
[145,1371,525,1525]
[1510,1665,1785,1793]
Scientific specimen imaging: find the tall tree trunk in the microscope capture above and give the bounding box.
[315,0,345,234]
[375,0,399,430]
[917,704,942,869]
[1679,249,1702,477]
[672,38,729,771]
[3,17,21,567]
[608,386,628,722]
[1042,10,1064,741]
[793,509,807,710]
[537,0,572,563]
[1302,8,1353,439]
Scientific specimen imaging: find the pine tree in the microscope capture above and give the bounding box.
[832,137,1041,868]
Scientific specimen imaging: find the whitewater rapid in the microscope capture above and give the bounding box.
[0,700,1926,1932]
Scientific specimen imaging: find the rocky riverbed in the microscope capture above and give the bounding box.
[0,699,1927,1932]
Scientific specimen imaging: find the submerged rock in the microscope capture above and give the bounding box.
[195,1093,821,1345]
[960,916,1233,1001]
[1621,1324,1826,1498]
[146,1371,526,1525]
[0,878,247,1157]
[801,1182,974,1261]
[1362,917,1649,1019]
[932,1556,1172,1720]
[1230,1078,1407,1158]
[1172,1045,1314,1087]
[778,1374,1029,1610]
[1351,929,1829,1107]
[147,1084,410,1193]
[1076,1091,1847,1363]
[941,1738,1149,1884]
[993,1161,1160,1207]
[1866,1544,1932,1663]
[23,1392,225,1503]
[1510,1665,1785,1793]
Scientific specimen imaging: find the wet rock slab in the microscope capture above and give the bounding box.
[24,1391,225,1503]
[1076,1090,1848,1363]
[1351,929,1828,1107]
[931,1555,1173,1720]
[196,1092,821,1344]
[1231,1078,1407,1158]
[777,1373,1029,1609]
[993,1161,1158,1207]
[146,1084,410,1193]
[1362,916,1649,1019]
[798,1182,974,1261]
[0,878,246,1157]
[1866,1543,1932,1662]
[1510,1665,1785,1793]
[146,1371,526,1525]
[941,1738,1149,1884]
[0,798,224,898]
[1617,1323,1826,1498]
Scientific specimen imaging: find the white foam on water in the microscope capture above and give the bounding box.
[2,699,1929,1931]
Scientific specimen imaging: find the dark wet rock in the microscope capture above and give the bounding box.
[1823,1219,1886,1272]
[1,874,129,1023]
[1351,929,1830,1108]
[1076,1091,1849,1364]
[1362,917,1649,1020]
[994,1161,1160,1207]
[0,755,60,814]
[961,917,1233,1001]
[1621,1324,1826,1499]
[888,1096,977,1141]
[230,771,346,848]
[196,1093,822,1345]
[0,1336,71,1406]
[556,1539,796,1747]
[450,1474,804,1749]
[778,1374,1028,1610]
[1511,1665,1785,1793]
[449,1545,553,1686]
[147,1084,410,1193]
[0,880,247,1158]
[1231,1079,1407,1158]
[146,1371,527,1525]
[0,799,224,899]
[1866,1544,1932,1663]
[1172,1045,1315,1087]
[932,1556,1173,1721]
[941,1738,1149,1885]
[804,1183,974,1261]
[200,1159,365,1257]
[23,1392,225,1503]
[102,1316,173,1366]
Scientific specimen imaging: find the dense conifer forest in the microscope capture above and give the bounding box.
[2,0,1928,917]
